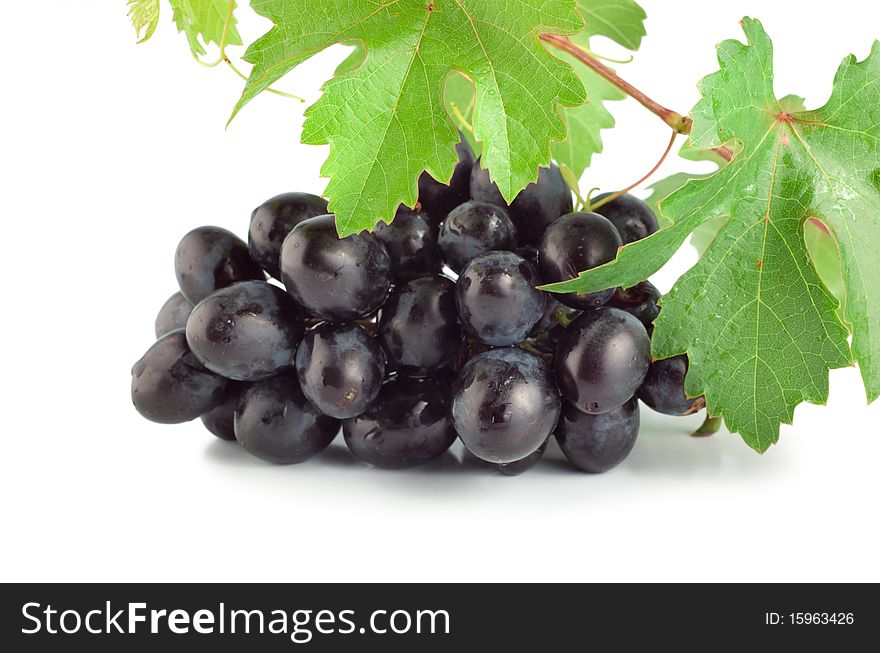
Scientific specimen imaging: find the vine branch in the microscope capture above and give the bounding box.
[693,413,721,437]
[540,34,733,163]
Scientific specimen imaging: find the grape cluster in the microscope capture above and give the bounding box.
[132,138,704,474]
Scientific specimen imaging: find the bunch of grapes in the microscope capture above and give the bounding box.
[132,137,704,474]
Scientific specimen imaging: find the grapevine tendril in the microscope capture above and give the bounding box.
[195,0,305,102]
[588,130,678,213]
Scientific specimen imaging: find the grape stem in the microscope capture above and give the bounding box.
[554,308,574,329]
[683,396,707,416]
[693,413,721,437]
[539,34,733,163]
[517,340,552,361]
[588,129,678,212]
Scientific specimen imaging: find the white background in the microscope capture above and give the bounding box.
[1,0,878,583]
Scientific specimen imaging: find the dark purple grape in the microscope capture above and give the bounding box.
[452,348,560,464]
[460,438,547,474]
[185,281,303,382]
[131,330,228,424]
[280,214,392,322]
[343,378,457,469]
[438,336,491,381]
[295,322,385,419]
[234,372,340,463]
[538,212,622,310]
[175,226,264,304]
[155,291,193,338]
[554,307,650,415]
[514,245,539,268]
[438,201,517,273]
[556,397,639,473]
[609,281,661,329]
[379,275,461,377]
[469,159,506,206]
[638,354,703,416]
[496,439,547,476]
[201,383,246,440]
[592,192,659,244]
[248,192,329,279]
[470,162,573,246]
[373,206,441,282]
[456,251,545,347]
[418,136,475,223]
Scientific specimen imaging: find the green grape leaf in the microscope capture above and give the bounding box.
[551,54,625,179]
[543,18,880,451]
[687,214,726,256]
[233,0,586,236]
[442,72,481,157]
[778,94,806,113]
[552,0,645,178]
[668,95,801,246]
[577,0,646,50]
[128,0,160,44]
[643,173,702,230]
[169,0,241,57]
[442,1,646,182]
[439,1,646,180]
[804,219,847,314]
[643,140,728,230]
[335,41,366,77]
[680,136,846,308]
